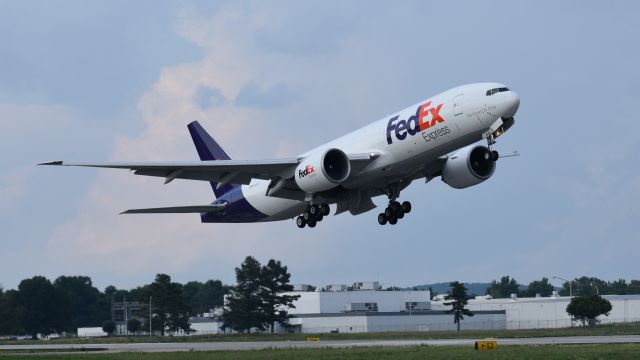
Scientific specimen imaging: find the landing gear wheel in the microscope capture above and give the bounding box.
[388,216,398,225]
[384,207,394,218]
[491,150,499,161]
[315,214,324,222]
[296,216,306,228]
[321,203,330,216]
[309,204,320,216]
[391,201,401,213]
[378,213,388,225]
[307,219,317,228]
[303,211,312,221]
[396,209,405,219]
[401,201,412,214]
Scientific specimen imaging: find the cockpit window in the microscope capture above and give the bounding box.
[486,87,510,96]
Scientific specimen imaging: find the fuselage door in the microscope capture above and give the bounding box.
[453,94,463,116]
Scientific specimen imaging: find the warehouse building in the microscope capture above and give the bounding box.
[432,293,640,329]
[279,284,506,333]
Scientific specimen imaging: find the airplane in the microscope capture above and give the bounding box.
[40,83,520,228]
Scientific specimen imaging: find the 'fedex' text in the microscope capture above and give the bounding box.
[386,101,444,144]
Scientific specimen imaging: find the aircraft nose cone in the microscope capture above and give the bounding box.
[502,91,520,118]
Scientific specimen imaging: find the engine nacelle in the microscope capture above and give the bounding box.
[442,145,496,189]
[295,148,351,193]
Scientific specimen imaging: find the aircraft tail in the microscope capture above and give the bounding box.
[187,121,235,198]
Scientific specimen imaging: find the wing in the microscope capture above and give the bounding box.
[121,204,226,214]
[39,153,378,190]
[38,159,300,186]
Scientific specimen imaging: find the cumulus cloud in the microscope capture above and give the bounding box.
[45,3,357,287]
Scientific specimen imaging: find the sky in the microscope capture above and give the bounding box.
[1,0,639,291]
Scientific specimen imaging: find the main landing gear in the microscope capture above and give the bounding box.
[296,203,330,228]
[377,200,411,225]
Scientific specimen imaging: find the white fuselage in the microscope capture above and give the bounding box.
[241,83,519,221]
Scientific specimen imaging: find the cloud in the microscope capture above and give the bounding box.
[235,82,299,109]
[0,167,33,208]
[45,4,348,287]
[195,86,227,110]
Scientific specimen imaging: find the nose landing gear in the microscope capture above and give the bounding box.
[296,203,330,228]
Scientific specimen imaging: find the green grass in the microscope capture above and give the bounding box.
[1,344,640,360]
[2,322,639,345]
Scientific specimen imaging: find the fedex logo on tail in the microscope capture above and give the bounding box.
[386,101,445,144]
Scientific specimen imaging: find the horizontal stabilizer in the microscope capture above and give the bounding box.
[120,204,226,214]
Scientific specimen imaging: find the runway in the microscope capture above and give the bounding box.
[1,335,640,352]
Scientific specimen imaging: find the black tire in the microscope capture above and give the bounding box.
[397,209,405,219]
[491,150,499,161]
[321,203,330,216]
[303,211,311,221]
[316,214,324,222]
[402,201,412,213]
[384,206,394,218]
[388,216,398,225]
[377,213,387,225]
[309,204,320,216]
[296,216,306,228]
[307,219,317,228]
[391,202,401,213]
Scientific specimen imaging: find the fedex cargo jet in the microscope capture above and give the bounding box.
[41,83,520,228]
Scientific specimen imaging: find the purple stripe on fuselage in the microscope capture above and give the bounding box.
[201,186,267,223]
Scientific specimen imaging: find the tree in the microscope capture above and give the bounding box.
[222,256,265,333]
[486,276,520,298]
[53,276,109,332]
[137,274,192,336]
[521,277,555,297]
[444,281,474,331]
[560,276,607,296]
[260,259,301,332]
[102,320,116,336]
[608,279,627,295]
[17,276,66,339]
[628,280,640,295]
[0,288,23,335]
[127,319,141,334]
[566,294,612,327]
[183,280,228,315]
[222,256,300,333]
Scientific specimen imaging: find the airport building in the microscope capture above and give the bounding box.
[432,293,640,329]
[182,285,640,335]
[279,284,505,333]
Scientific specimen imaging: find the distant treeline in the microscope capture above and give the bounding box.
[3,273,640,339]
[413,276,640,298]
[0,275,227,339]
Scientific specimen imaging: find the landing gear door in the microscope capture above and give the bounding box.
[453,94,463,116]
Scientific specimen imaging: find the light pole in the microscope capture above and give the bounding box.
[553,276,572,297]
[149,296,152,337]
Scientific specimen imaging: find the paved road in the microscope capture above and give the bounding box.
[1,335,640,352]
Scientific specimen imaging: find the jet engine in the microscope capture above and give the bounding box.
[295,148,351,193]
[441,145,496,189]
